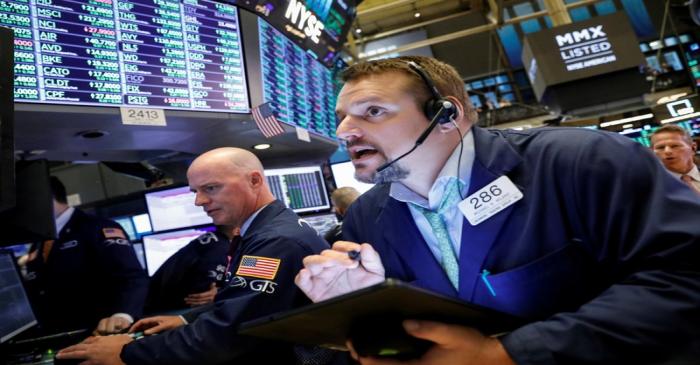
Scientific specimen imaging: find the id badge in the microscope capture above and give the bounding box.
[458,176,523,226]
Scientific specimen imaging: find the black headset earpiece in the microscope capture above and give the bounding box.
[376,61,460,173]
[406,61,457,124]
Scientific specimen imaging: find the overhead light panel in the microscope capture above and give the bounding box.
[659,111,700,124]
[599,113,654,128]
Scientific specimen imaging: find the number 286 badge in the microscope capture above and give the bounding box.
[458,175,523,226]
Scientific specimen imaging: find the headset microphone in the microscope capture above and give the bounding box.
[375,61,457,174]
[376,101,453,173]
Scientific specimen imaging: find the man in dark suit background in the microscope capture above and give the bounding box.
[24,177,148,335]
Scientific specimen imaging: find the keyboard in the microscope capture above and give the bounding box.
[1,329,90,365]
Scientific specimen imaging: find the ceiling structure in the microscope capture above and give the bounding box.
[346,0,601,61]
[344,0,698,129]
[353,0,475,38]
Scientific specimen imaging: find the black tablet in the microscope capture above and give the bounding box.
[239,279,525,359]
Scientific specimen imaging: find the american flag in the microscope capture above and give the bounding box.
[236,255,281,280]
[251,102,285,138]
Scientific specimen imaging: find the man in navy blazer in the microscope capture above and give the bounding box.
[296,56,700,364]
[58,148,333,364]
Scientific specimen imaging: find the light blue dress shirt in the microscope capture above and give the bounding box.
[389,131,475,262]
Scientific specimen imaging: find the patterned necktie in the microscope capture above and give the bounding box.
[412,178,463,289]
[681,174,700,195]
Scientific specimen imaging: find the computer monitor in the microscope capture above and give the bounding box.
[114,216,137,241]
[0,160,57,247]
[113,213,152,241]
[9,0,249,112]
[265,166,331,213]
[4,244,31,258]
[301,212,339,237]
[330,161,374,194]
[131,243,146,271]
[142,226,216,276]
[0,250,37,343]
[132,213,153,236]
[144,186,213,233]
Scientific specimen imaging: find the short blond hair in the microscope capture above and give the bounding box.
[330,186,360,214]
[651,125,693,145]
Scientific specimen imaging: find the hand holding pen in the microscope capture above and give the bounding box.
[295,241,386,303]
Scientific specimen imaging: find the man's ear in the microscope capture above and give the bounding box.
[250,171,264,187]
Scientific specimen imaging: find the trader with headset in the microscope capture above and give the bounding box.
[296,56,700,364]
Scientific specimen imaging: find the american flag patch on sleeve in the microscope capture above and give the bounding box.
[102,228,126,239]
[236,255,281,280]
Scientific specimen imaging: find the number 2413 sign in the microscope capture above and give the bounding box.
[120,107,167,126]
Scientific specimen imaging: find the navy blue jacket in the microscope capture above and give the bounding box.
[144,230,229,314]
[121,200,331,364]
[24,209,148,333]
[343,127,700,364]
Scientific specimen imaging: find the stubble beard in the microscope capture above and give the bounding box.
[354,161,410,184]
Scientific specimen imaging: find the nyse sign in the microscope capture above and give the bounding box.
[556,25,616,72]
[284,0,324,44]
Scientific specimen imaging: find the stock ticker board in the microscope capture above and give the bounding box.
[259,18,337,138]
[6,0,249,112]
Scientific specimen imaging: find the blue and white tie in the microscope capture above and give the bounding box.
[412,178,463,289]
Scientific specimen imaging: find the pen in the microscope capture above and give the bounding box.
[348,250,361,261]
[129,331,145,340]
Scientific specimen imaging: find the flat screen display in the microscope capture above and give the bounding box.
[258,18,338,139]
[114,212,152,240]
[7,0,249,112]
[240,0,357,67]
[145,186,212,232]
[330,161,373,194]
[132,242,146,270]
[0,251,37,343]
[142,225,215,276]
[132,213,153,234]
[521,12,645,99]
[265,166,330,213]
[114,216,138,241]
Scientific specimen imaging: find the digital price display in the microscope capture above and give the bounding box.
[6,0,248,112]
[258,18,337,138]
[265,165,330,213]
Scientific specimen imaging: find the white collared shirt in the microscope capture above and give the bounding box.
[55,206,75,235]
[667,165,700,191]
[389,132,475,262]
